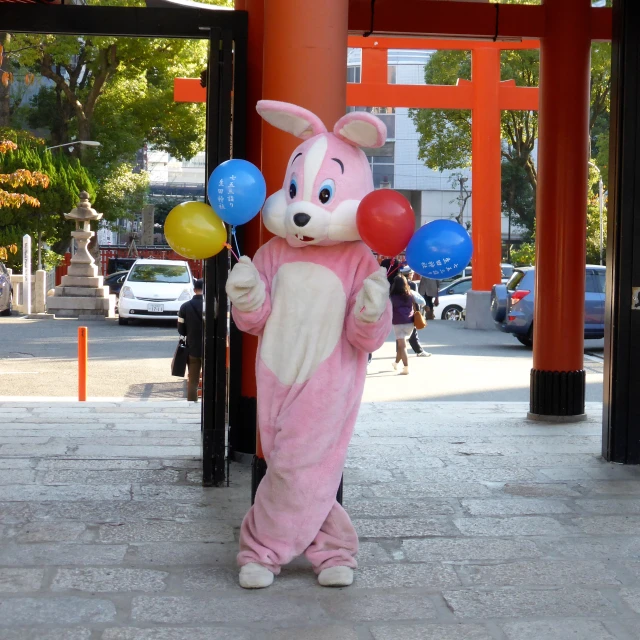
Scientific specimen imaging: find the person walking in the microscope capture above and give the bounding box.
[390,274,415,375]
[177,278,203,402]
[418,275,440,320]
[401,266,431,358]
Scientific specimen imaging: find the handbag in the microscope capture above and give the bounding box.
[413,303,427,330]
[171,337,188,377]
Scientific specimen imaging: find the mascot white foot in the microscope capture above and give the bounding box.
[318,566,355,587]
[239,562,274,589]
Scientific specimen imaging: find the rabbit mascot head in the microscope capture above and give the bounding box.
[257,101,387,247]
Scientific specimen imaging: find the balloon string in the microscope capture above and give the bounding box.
[231,226,241,258]
[224,243,240,262]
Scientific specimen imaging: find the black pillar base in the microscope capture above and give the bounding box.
[530,369,586,418]
[250,455,345,507]
[229,395,257,464]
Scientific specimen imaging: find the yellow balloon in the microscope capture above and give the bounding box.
[164,201,227,260]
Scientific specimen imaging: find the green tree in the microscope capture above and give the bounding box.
[507,167,607,267]
[4,29,215,222]
[586,165,607,264]
[94,162,148,225]
[0,130,95,264]
[501,150,536,241]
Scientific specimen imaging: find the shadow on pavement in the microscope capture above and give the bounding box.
[125,380,187,399]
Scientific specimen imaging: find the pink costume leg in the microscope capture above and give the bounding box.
[237,364,362,575]
[304,501,358,574]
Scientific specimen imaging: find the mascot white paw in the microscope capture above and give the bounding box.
[355,267,389,323]
[226,256,266,313]
[239,563,274,589]
[318,566,354,587]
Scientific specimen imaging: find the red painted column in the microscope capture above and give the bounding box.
[262,0,348,222]
[531,0,591,417]
[471,46,503,293]
[255,0,348,484]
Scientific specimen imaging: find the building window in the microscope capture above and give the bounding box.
[347,66,361,83]
[367,155,394,189]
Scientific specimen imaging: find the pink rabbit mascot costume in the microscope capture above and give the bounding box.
[225,100,392,589]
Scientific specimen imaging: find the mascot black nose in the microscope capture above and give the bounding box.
[293,213,311,227]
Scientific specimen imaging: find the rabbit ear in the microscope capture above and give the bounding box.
[257,100,328,139]
[333,111,387,148]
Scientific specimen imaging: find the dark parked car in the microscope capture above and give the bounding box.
[0,262,12,316]
[104,270,129,297]
[106,257,137,275]
[491,265,606,347]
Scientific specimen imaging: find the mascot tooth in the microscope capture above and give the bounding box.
[226,100,392,589]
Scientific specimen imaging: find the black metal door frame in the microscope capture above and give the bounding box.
[602,0,640,463]
[4,5,248,485]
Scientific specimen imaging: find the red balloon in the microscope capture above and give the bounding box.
[356,190,416,257]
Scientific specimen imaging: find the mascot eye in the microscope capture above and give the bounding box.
[318,179,335,205]
[289,178,298,199]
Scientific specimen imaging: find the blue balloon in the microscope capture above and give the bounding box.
[208,159,266,226]
[406,219,473,280]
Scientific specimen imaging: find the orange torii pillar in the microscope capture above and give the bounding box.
[466,45,502,328]
[529,0,591,419]
[175,1,348,492]
[254,0,349,493]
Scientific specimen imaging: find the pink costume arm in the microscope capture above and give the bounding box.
[230,244,273,336]
[345,254,392,353]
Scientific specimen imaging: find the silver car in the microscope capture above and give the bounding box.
[0,262,12,316]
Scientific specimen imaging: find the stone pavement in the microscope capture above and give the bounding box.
[2,398,640,639]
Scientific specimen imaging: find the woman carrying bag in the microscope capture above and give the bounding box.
[401,266,430,357]
[390,274,416,375]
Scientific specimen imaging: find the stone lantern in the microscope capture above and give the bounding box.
[47,192,116,319]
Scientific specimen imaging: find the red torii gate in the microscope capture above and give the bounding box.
[174,36,539,293]
[347,36,539,293]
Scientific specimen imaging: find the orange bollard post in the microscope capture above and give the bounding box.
[78,326,87,402]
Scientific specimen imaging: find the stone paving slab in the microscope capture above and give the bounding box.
[1,399,640,639]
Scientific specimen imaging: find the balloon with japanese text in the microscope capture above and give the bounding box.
[356,189,416,257]
[406,219,473,280]
[164,201,227,260]
[208,159,266,226]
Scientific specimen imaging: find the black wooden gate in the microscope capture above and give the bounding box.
[4,5,247,486]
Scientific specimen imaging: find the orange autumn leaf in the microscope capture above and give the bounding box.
[0,189,41,209]
[0,140,17,154]
[0,169,50,190]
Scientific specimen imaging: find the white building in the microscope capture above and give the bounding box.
[147,149,206,200]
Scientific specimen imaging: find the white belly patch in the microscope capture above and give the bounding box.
[260,262,347,386]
